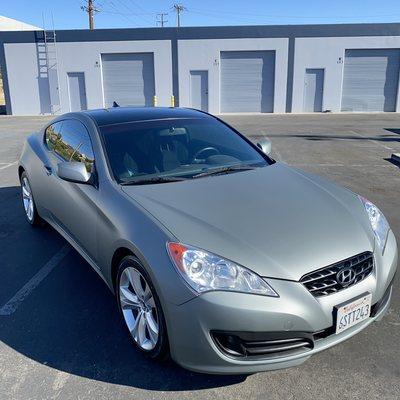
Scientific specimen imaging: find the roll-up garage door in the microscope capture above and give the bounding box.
[101,53,155,108]
[220,51,275,113]
[341,49,400,112]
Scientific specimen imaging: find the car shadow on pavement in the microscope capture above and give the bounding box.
[0,186,246,391]
[384,157,400,169]
[385,128,400,135]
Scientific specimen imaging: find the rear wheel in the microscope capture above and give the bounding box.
[116,256,169,359]
[20,172,42,226]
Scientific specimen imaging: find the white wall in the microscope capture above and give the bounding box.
[6,35,400,115]
[4,43,41,115]
[178,38,289,114]
[292,36,400,113]
[5,40,173,115]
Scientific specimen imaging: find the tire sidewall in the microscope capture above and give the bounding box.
[116,255,169,359]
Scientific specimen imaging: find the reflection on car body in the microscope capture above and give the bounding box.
[18,107,398,374]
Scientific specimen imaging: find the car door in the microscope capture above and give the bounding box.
[43,119,99,263]
[30,121,64,221]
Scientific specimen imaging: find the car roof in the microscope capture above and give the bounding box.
[82,107,210,127]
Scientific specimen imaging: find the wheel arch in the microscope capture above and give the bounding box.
[109,237,194,305]
[18,165,25,180]
[111,247,135,291]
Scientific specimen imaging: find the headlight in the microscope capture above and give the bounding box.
[358,196,390,253]
[167,242,278,297]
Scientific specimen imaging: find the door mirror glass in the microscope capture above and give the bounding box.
[57,162,92,184]
[256,138,272,155]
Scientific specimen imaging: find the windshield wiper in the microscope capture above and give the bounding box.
[192,165,256,179]
[120,176,187,186]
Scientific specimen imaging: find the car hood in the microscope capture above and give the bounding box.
[122,163,374,281]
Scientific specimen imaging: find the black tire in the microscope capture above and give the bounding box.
[20,171,43,227]
[116,255,169,360]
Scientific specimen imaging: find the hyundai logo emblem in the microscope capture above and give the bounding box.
[336,267,356,287]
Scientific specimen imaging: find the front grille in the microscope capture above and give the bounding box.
[300,252,374,297]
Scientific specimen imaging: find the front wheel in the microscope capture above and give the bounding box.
[20,172,43,226]
[116,256,169,359]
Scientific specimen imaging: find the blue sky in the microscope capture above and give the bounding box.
[2,0,400,30]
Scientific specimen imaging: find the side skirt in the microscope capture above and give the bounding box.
[44,216,114,293]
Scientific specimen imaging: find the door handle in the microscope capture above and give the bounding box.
[44,165,53,176]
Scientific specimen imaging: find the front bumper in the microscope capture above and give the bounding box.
[165,231,397,374]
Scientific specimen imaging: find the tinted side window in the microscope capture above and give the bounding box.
[54,120,95,172]
[45,122,63,151]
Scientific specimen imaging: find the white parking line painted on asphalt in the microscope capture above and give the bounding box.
[0,245,70,316]
[349,130,394,151]
[0,161,17,170]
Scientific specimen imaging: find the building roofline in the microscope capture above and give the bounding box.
[0,22,400,44]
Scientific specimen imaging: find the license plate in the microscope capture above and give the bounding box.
[335,293,372,334]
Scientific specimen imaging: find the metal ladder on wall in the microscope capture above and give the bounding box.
[43,27,61,114]
[36,14,61,115]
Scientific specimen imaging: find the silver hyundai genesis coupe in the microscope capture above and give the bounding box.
[19,107,397,374]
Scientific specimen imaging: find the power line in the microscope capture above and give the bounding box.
[101,10,154,15]
[157,13,168,27]
[186,9,400,26]
[102,0,139,26]
[172,4,186,27]
[114,0,153,25]
[128,0,155,23]
[109,0,142,25]
[188,7,399,21]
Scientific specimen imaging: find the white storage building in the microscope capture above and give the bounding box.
[1,23,400,115]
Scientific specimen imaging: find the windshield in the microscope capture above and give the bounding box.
[100,117,269,184]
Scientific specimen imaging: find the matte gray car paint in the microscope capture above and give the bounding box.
[121,163,375,281]
[19,109,398,374]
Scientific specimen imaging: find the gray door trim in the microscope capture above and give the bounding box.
[67,72,87,112]
[189,70,209,112]
[303,68,325,112]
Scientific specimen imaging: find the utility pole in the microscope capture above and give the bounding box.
[156,13,168,27]
[173,4,186,27]
[81,0,99,30]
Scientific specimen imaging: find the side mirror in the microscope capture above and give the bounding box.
[57,162,92,184]
[256,138,272,156]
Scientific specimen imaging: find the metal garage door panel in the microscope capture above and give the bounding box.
[220,51,275,113]
[341,49,400,112]
[102,53,155,108]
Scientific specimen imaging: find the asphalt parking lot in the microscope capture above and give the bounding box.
[0,112,400,400]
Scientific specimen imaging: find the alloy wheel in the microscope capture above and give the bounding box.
[22,176,34,222]
[119,267,159,351]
